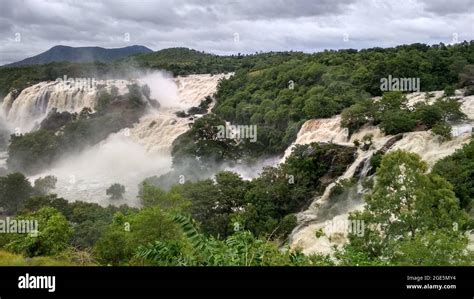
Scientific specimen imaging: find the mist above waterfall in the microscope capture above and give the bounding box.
[137,72,180,109]
[30,132,172,206]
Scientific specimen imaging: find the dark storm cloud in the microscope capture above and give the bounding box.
[0,0,473,65]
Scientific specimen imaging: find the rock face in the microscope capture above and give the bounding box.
[305,144,357,193]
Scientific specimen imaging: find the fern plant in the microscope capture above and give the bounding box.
[135,213,318,266]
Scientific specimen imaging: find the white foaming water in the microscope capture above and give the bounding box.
[289,91,474,255]
[0,151,7,169]
[22,73,230,205]
[128,74,230,154]
[282,116,350,161]
[138,72,180,108]
[1,80,132,133]
[30,133,171,206]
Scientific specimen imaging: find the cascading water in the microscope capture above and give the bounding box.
[2,78,473,248]
[128,74,229,154]
[2,72,230,205]
[288,91,474,255]
[0,151,7,169]
[1,80,126,132]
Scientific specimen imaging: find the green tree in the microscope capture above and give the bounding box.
[96,89,112,112]
[414,104,443,128]
[19,194,138,249]
[334,244,386,266]
[432,140,474,210]
[434,97,466,122]
[348,150,470,264]
[171,114,239,167]
[341,100,373,134]
[459,64,474,88]
[5,207,73,257]
[138,182,189,211]
[431,122,452,141]
[392,230,472,265]
[170,172,248,237]
[94,207,182,265]
[106,183,126,200]
[7,130,59,174]
[0,173,33,214]
[21,195,70,216]
[444,85,456,96]
[379,110,417,135]
[33,175,57,196]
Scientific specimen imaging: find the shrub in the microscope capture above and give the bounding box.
[5,207,73,257]
[106,183,126,200]
[415,104,443,128]
[370,152,384,171]
[379,110,417,135]
[444,85,456,97]
[431,122,452,141]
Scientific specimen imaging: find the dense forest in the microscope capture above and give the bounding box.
[0,47,305,98]
[1,41,474,265]
[1,141,473,265]
[176,42,474,161]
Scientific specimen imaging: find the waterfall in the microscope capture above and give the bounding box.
[1,80,131,133]
[315,154,372,222]
[22,73,231,205]
[128,74,230,154]
[0,151,7,169]
[2,76,473,242]
[289,91,474,255]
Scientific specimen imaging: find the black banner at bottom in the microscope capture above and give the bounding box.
[0,266,472,298]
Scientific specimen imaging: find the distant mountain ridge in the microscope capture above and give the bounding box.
[4,45,153,67]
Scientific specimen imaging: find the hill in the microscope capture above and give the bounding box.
[4,45,153,67]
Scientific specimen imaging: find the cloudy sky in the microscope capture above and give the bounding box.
[0,0,473,65]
